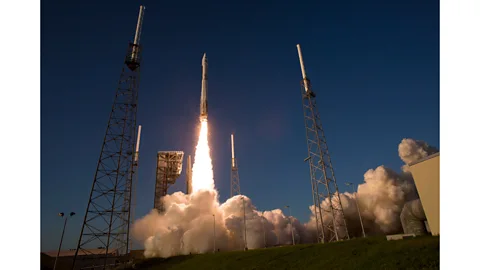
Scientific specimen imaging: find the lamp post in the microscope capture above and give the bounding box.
[346,182,366,238]
[213,214,216,253]
[241,196,247,250]
[261,213,266,248]
[284,206,295,245]
[54,212,75,270]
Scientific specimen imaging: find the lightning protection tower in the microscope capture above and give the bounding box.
[128,125,142,252]
[296,44,349,243]
[230,134,241,197]
[72,6,146,270]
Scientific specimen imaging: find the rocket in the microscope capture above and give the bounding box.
[200,53,208,121]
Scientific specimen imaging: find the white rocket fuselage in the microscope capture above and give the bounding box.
[200,53,208,121]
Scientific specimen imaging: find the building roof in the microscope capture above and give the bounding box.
[408,152,440,167]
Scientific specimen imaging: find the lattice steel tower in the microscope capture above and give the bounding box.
[296,44,349,243]
[230,134,241,197]
[72,6,146,270]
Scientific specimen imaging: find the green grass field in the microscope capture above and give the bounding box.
[127,236,439,270]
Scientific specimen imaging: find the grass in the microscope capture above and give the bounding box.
[126,236,439,270]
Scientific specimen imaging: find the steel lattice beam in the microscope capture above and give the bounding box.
[230,167,241,197]
[300,79,349,243]
[154,151,184,212]
[230,134,241,197]
[295,44,349,244]
[72,42,142,270]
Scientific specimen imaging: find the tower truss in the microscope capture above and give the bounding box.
[72,6,145,270]
[154,151,184,212]
[296,44,349,243]
[230,134,241,197]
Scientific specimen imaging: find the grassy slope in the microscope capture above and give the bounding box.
[129,236,439,270]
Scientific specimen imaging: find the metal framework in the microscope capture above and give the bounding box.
[128,125,142,251]
[154,151,184,212]
[72,7,146,269]
[300,79,349,243]
[297,44,349,243]
[230,134,241,197]
[72,42,142,269]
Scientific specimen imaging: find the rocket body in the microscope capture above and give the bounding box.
[200,53,208,121]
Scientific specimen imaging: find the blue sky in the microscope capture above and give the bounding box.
[41,0,439,251]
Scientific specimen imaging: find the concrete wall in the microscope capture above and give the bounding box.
[409,153,440,236]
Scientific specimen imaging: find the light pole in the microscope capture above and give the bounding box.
[213,214,216,253]
[284,206,295,245]
[346,182,366,238]
[54,212,75,270]
[261,213,266,248]
[241,196,247,250]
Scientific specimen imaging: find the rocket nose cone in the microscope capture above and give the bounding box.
[203,53,207,61]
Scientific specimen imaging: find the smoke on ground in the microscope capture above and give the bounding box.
[132,138,438,257]
[305,138,439,238]
[132,190,305,258]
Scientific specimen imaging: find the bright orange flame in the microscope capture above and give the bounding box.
[191,119,215,192]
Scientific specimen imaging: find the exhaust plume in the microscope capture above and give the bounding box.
[132,136,438,257]
[191,119,214,192]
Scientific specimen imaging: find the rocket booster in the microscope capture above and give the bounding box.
[200,53,208,121]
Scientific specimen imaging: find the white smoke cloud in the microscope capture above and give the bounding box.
[398,138,438,165]
[305,138,438,238]
[132,138,438,257]
[398,138,438,172]
[132,191,306,258]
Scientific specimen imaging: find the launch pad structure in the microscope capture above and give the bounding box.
[154,151,184,212]
[186,155,192,194]
[296,44,349,243]
[230,134,241,197]
[72,6,146,270]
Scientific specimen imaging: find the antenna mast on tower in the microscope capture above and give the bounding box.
[72,6,146,269]
[296,44,349,243]
[230,134,241,197]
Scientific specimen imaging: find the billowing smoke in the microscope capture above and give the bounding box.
[305,138,438,238]
[132,137,438,257]
[133,120,308,258]
[398,138,438,172]
[131,190,307,258]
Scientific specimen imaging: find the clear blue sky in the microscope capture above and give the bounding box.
[41,0,439,251]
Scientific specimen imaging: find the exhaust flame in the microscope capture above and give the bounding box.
[191,119,215,192]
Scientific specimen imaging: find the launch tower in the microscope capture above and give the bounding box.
[154,151,184,212]
[296,44,349,243]
[72,6,146,269]
[186,155,192,194]
[230,134,241,197]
